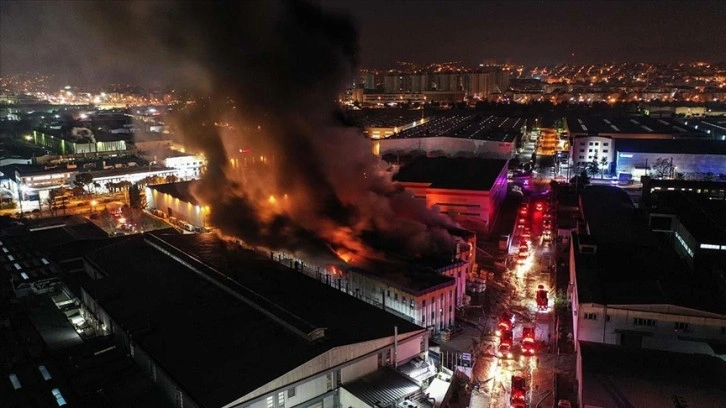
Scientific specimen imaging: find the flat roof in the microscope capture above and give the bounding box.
[580,341,726,408]
[393,156,507,191]
[345,109,429,129]
[645,189,726,243]
[392,115,522,142]
[615,138,726,155]
[567,116,707,135]
[82,233,423,408]
[147,180,200,205]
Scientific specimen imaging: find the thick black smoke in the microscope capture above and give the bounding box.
[87,0,459,263]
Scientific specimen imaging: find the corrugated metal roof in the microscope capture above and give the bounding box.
[343,368,421,407]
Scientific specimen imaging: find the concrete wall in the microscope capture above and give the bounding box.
[146,186,207,228]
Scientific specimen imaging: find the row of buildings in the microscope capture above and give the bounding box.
[565,181,726,407]
[0,216,453,408]
[565,116,726,177]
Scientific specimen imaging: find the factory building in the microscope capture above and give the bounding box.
[145,180,209,231]
[376,115,523,160]
[31,129,128,155]
[614,138,726,179]
[80,232,438,408]
[393,157,509,233]
[569,186,726,358]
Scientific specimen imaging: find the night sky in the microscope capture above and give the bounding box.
[1,0,724,85]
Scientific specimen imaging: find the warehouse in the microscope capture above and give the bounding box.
[80,232,434,408]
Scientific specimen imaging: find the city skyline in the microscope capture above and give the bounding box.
[1,0,725,86]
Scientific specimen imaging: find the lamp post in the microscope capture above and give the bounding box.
[90,199,97,213]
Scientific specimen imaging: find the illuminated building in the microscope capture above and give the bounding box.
[146,181,207,230]
[31,129,128,155]
[614,139,726,178]
[377,115,523,160]
[393,157,509,233]
[80,232,433,408]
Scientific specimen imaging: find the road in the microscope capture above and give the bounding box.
[468,185,558,408]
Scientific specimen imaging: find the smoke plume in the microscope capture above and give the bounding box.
[88,0,459,263]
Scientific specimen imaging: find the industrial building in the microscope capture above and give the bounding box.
[79,232,436,408]
[569,186,726,358]
[376,115,524,160]
[146,180,209,230]
[393,157,509,233]
[31,129,129,155]
[614,138,726,178]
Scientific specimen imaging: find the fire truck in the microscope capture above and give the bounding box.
[510,375,527,408]
[498,329,514,359]
[522,325,536,356]
[496,312,515,336]
[536,285,548,311]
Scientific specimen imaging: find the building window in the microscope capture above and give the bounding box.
[584,313,597,320]
[674,322,689,332]
[633,318,656,327]
[579,156,584,159]
[603,143,609,146]
[588,156,592,159]
[606,315,611,322]
[588,149,593,152]
[277,391,285,408]
[410,299,414,308]
[266,396,274,408]
[387,290,391,298]
[603,149,609,153]
[579,149,585,152]
[394,293,398,301]
[287,387,296,398]
[326,373,334,391]
[595,142,599,145]
[589,142,594,145]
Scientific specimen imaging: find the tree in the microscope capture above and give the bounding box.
[165,174,179,183]
[651,157,674,179]
[74,172,94,194]
[586,158,600,178]
[599,156,609,178]
[49,187,71,215]
[129,184,146,209]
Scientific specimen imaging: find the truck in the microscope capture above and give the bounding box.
[522,325,536,356]
[498,329,513,359]
[496,312,515,336]
[536,285,548,311]
[510,376,527,408]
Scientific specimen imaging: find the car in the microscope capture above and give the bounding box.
[519,207,528,216]
[518,217,527,225]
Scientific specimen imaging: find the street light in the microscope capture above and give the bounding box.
[90,200,97,213]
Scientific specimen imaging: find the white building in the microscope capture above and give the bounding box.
[163,153,206,180]
[569,135,614,171]
[81,233,436,408]
[146,181,208,230]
